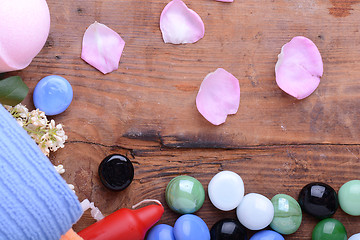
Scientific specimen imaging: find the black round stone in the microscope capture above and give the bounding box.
[210,218,247,240]
[298,182,338,219]
[98,154,134,191]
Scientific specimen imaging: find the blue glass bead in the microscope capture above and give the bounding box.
[174,214,210,240]
[147,224,175,240]
[33,75,73,116]
[249,230,285,240]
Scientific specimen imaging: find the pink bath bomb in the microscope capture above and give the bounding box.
[0,0,50,73]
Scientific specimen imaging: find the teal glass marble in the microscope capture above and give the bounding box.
[312,218,347,240]
[165,176,205,214]
[338,180,360,216]
[270,194,302,235]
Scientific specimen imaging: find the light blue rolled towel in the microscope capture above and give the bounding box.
[0,104,83,240]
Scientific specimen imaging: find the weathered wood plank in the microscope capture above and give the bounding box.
[4,0,360,147]
[52,142,360,238]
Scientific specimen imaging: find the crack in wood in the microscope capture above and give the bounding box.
[68,140,360,152]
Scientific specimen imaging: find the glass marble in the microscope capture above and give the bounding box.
[298,182,338,219]
[249,230,284,240]
[146,224,175,240]
[33,75,73,116]
[270,194,302,235]
[210,218,247,240]
[173,214,210,240]
[236,193,274,230]
[98,154,134,191]
[208,171,244,211]
[338,180,360,216]
[349,233,360,240]
[312,218,347,240]
[165,175,205,214]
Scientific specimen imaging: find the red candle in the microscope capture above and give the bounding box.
[78,200,164,240]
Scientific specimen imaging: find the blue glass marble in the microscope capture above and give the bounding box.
[249,230,285,240]
[33,75,73,116]
[174,214,210,240]
[146,224,175,240]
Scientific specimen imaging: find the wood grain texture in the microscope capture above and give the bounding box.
[3,0,360,238]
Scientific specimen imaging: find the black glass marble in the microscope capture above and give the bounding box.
[98,154,134,191]
[298,182,338,219]
[210,218,247,240]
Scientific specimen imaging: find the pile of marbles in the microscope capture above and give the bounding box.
[95,155,360,239]
[145,172,360,240]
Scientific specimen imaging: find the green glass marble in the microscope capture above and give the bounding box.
[338,180,360,216]
[165,175,205,214]
[312,218,347,240]
[270,194,302,235]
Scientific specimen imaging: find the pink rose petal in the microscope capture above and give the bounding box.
[160,0,205,44]
[196,68,240,125]
[215,0,234,2]
[275,36,323,99]
[81,21,125,74]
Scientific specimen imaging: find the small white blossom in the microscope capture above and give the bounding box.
[49,119,56,129]
[54,164,65,174]
[29,109,47,127]
[14,104,29,118]
[68,184,75,193]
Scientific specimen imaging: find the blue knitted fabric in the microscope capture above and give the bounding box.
[0,105,83,240]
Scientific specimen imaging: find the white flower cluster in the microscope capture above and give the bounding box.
[5,104,68,156]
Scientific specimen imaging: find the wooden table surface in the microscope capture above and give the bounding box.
[3,0,360,238]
